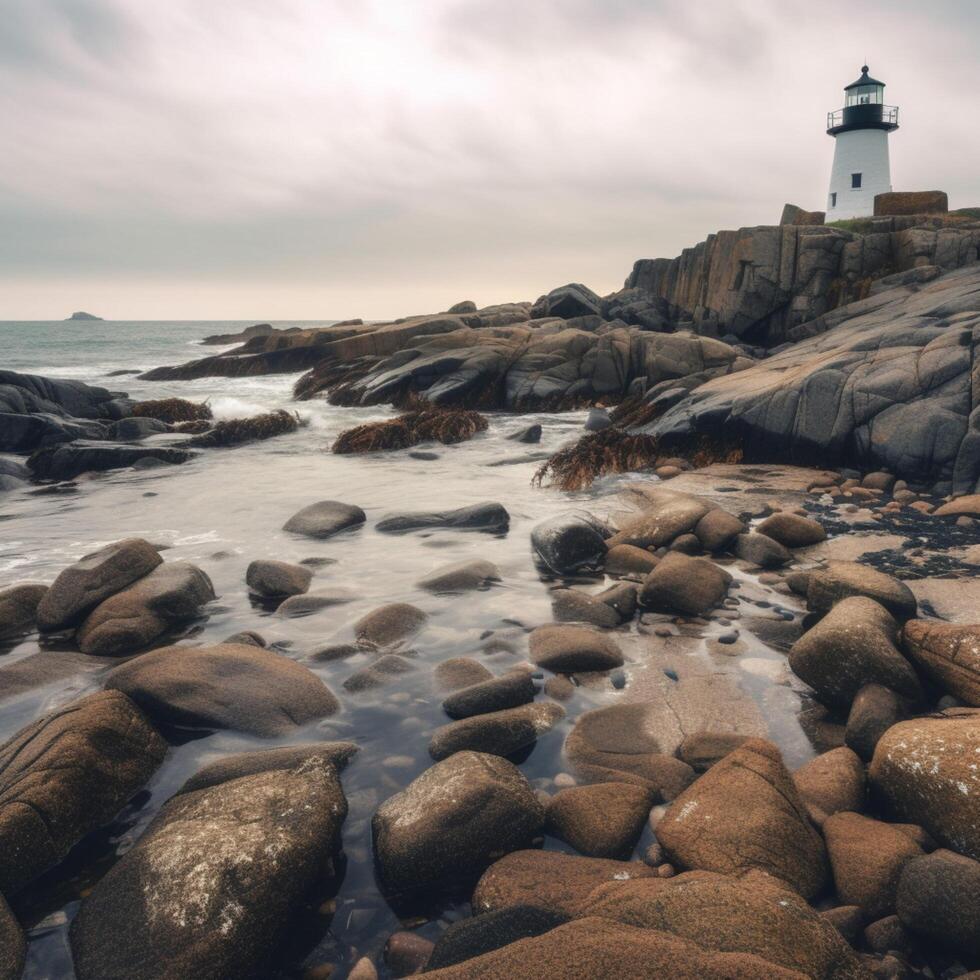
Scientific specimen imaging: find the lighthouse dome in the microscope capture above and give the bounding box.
[844,66,885,90]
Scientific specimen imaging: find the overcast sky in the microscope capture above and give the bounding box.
[1,0,977,321]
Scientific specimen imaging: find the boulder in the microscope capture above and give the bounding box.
[734,532,793,568]
[417,560,501,593]
[793,747,866,825]
[655,738,829,898]
[0,582,47,640]
[640,552,732,615]
[902,619,980,706]
[869,709,980,860]
[179,741,358,794]
[896,849,980,957]
[354,603,427,647]
[528,625,624,673]
[0,895,24,980]
[584,408,612,432]
[372,752,544,896]
[472,850,657,917]
[693,509,746,552]
[28,444,192,480]
[845,684,905,762]
[806,562,917,621]
[534,283,601,319]
[823,812,923,919]
[545,782,654,859]
[564,703,696,799]
[105,641,339,736]
[874,190,948,216]
[245,559,312,598]
[36,537,162,632]
[788,597,922,710]
[530,512,608,574]
[0,690,167,894]
[343,653,415,693]
[69,756,347,980]
[376,502,509,534]
[606,494,712,550]
[428,702,565,760]
[442,671,536,719]
[756,513,826,548]
[604,544,659,576]
[934,494,980,517]
[76,561,215,656]
[282,499,365,538]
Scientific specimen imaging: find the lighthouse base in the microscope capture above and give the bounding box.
[827,129,892,221]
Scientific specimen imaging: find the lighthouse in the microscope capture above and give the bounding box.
[826,66,899,220]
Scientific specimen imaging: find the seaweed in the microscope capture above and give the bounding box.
[186,409,300,448]
[532,428,661,491]
[131,398,213,424]
[332,409,488,454]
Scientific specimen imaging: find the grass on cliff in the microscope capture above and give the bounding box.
[187,409,300,448]
[533,429,662,491]
[332,408,488,454]
[131,398,213,424]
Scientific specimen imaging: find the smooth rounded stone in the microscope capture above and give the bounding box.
[792,747,866,825]
[282,499,365,538]
[109,416,169,440]
[786,570,811,596]
[372,751,545,896]
[106,641,340,736]
[933,494,980,517]
[734,532,793,569]
[869,708,980,860]
[308,642,361,663]
[757,512,827,548]
[564,703,696,800]
[507,423,542,443]
[676,732,749,772]
[544,675,574,701]
[896,848,980,957]
[442,671,535,719]
[656,464,683,480]
[179,741,358,794]
[606,494,712,551]
[277,589,355,617]
[384,931,434,977]
[693,509,746,552]
[409,450,440,461]
[549,589,621,628]
[820,905,864,946]
[656,738,829,899]
[806,561,917,621]
[343,654,416,693]
[354,603,427,648]
[823,812,923,920]
[902,619,980,706]
[428,703,565,761]
[861,472,896,492]
[583,407,612,432]
[528,624,624,673]
[76,561,216,656]
[376,502,509,534]
[0,690,167,895]
[223,629,267,647]
[36,537,162,632]
[530,512,609,574]
[788,597,922,710]
[245,559,312,598]
[472,850,657,917]
[69,757,347,980]
[845,684,904,762]
[545,782,654,859]
[668,532,700,554]
[604,544,658,576]
[348,957,378,980]
[639,552,732,616]
[862,914,909,955]
[0,894,24,980]
[417,559,501,593]
[0,582,47,640]
[434,658,494,691]
[425,905,569,973]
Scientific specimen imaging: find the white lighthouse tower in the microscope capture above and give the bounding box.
[826,66,899,220]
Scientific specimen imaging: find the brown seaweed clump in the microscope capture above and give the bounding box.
[170,419,212,435]
[131,398,213,424]
[332,409,488,454]
[608,397,662,429]
[187,409,300,448]
[533,429,661,491]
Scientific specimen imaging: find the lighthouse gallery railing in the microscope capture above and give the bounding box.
[827,105,899,130]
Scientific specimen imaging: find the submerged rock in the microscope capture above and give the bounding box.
[28,443,192,480]
[70,757,347,980]
[428,702,565,760]
[372,751,544,897]
[354,602,427,647]
[245,559,312,598]
[417,559,501,593]
[442,670,536,719]
[528,624,624,673]
[0,582,48,640]
[376,501,509,534]
[0,690,166,895]
[276,589,355,616]
[282,499,366,538]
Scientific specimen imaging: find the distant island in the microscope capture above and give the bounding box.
[66,311,103,321]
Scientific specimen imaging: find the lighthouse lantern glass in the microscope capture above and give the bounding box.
[846,84,883,107]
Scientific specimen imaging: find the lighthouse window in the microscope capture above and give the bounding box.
[851,173,862,189]
[830,193,837,207]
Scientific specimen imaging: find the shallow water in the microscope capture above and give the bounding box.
[0,322,815,978]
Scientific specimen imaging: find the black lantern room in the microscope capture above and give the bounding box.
[827,66,900,136]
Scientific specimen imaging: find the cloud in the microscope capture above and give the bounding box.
[0,0,977,318]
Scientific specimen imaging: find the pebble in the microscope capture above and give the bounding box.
[656,863,676,878]
[544,675,575,701]
[553,772,577,788]
[717,632,739,644]
[653,626,673,637]
[643,842,664,866]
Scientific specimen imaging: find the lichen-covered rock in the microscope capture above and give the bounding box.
[869,709,980,860]
[902,619,980,706]
[656,738,829,898]
[372,752,544,897]
[0,690,167,895]
[69,756,347,980]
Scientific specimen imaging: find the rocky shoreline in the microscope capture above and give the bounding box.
[1,212,979,978]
